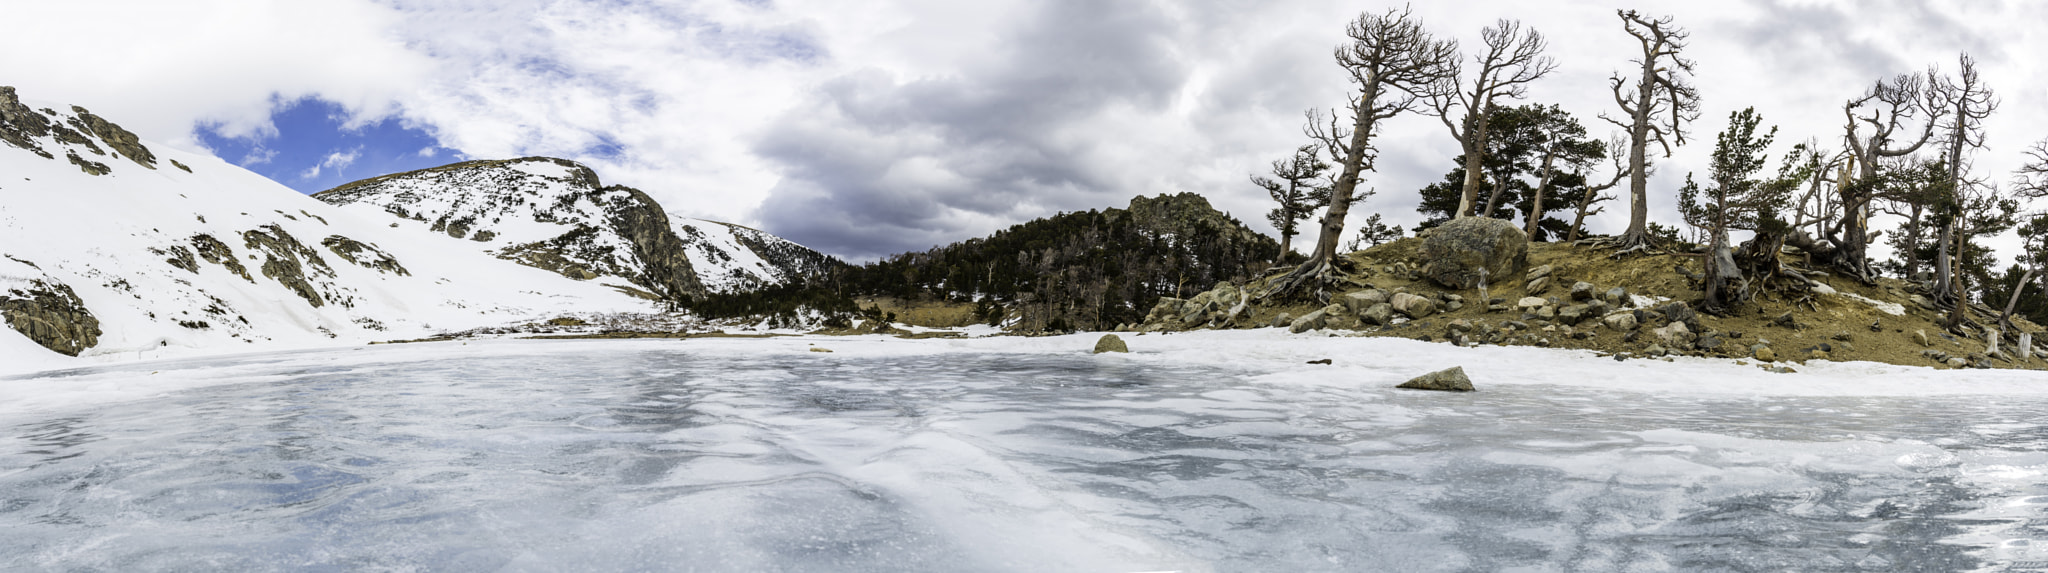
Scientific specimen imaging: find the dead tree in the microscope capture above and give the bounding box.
[1427,19,1555,220]
[1930,54,1997,328]
[1598,10,1699,254]
[1256,144,1333,258]
[1269,7,1457,299]
[1568,137,1629,242]
[2016,138,2048,199]
[1828,72,1945,283]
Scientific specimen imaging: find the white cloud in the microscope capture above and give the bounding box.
[5,0,2045,261]
[301,147,362,180]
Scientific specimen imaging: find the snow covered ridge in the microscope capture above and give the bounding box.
[315,157,706,302]
[316,156,841,296]
[0,86,658,366]
[674,218,841,293]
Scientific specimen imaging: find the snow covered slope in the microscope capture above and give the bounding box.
[314,157,705,301]
[316,157,839,295]
[0,86,657,367]
[673,218,839,293]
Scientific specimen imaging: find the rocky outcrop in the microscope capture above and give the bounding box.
[0,86,56,159]
[0,258,101,356]
[1419,217,1528,290]
[0,87,157,173]
[603,185,702,301]
[322,236,410,276]
[242,225,335,308]
[68,106,156,169]
[190,234,253,282]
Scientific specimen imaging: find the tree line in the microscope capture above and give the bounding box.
[1255,7,2048,331]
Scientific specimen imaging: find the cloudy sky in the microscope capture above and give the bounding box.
[4,0,2043,262]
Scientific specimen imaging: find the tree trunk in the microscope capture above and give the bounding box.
[1902,203,1926,280]
[1277,232,1294,261]
[1271,83,1386,298]
[1617,57,1657,249]
[1455,146,1485,218]
[1481,179,1510,219]
[1703,230,1739,313]
[1944,224,1967,328]
[1525,147,1558,239]
[1999,266,2035,330]
[1569,189,1596,242]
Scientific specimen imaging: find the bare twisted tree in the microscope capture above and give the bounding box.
[1427,19,1556,220]
[1269,6,1457,300]
[1598,10,1699,255]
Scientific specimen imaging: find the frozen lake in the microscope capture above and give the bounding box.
[5,335,2048,571]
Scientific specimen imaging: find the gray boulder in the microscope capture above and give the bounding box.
[1360,303,1394,326]
[1342,289,1390,315]
[1418,217,1529,290]
[1391,292,1437,319]
[1570,281,1596,301]
[1289,309,1329,333]
[1397,366,1476,392]
[1603,312,1638,331]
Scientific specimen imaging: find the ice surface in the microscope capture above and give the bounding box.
[5,332,2048,571]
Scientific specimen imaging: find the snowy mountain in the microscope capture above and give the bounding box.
[0,86,659,365]
[315,157,839,295]
[673,219,840,293]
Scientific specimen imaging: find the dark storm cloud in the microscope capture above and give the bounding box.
[751,0,1193,260]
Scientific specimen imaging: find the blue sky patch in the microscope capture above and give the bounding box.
[195,97,462,194]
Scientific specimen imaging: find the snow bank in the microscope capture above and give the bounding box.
[9,329,2048,418]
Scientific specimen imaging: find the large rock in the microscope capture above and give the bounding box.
[1397,366,1475,392]
[1360,303,1394,326]
[1342,289,1390,315]
[1390,293,1437,319]
[1289,309,1329,333]
[1653,321,1696,349]
[1093,334,1128,353]
[1603,312,1638,331]
[1418,217,1529,290]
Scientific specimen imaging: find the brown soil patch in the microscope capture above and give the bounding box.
[1174,238,2046,371]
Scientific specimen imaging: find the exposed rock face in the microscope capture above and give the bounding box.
[0,87,157,174]
[1093,334,1128,353]
[1419,217,1528,290]
[190,234,252,282]
[315,157,706,302]
[68,106,156,169]
[322,236,410,276]
[0,86,56,159]
[0,258,101,356]
[1397,366,1475,392]
[243,225,335,308]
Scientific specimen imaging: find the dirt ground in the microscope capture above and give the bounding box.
[1220,239,2045,371]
